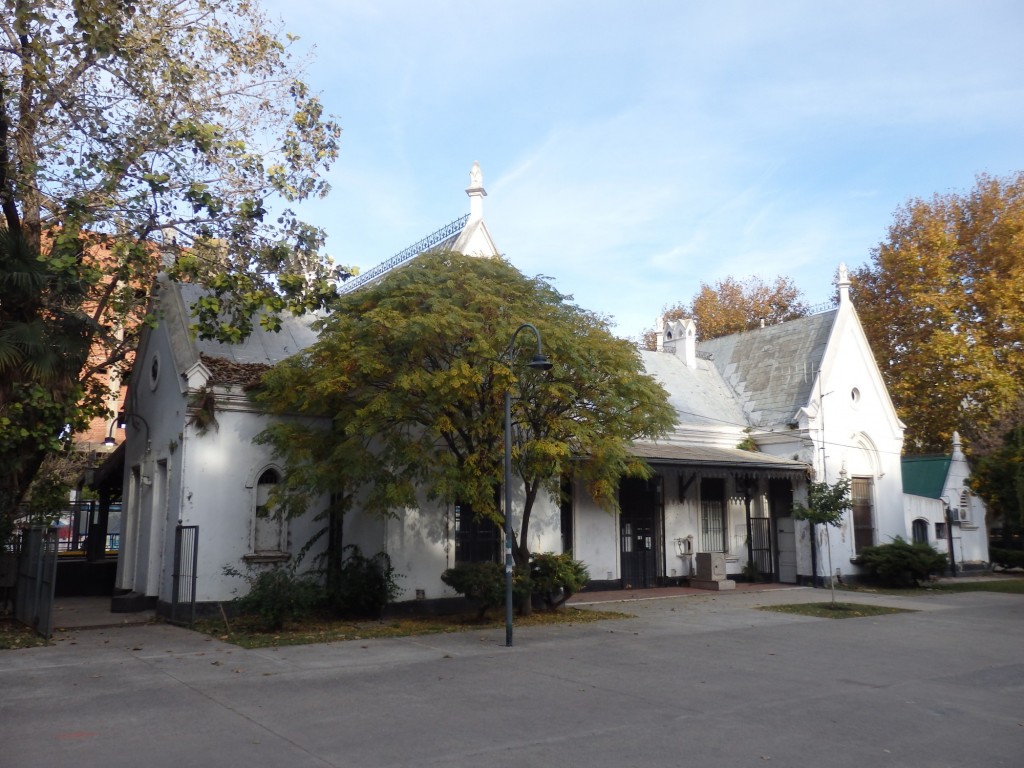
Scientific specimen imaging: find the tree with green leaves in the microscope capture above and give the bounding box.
[643,275,808,348]
[1,0,345,513]
[852,172,1024,452]
[793,476,851,605]
[252,251,676,603]
[972,424,1024,547]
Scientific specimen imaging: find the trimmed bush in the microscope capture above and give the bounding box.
[530,553,590,609]
[328,545,401,619]
[990,548,1024,570]
[442,561,528,618]
[225,563,323,631]
[442,553,589,616]
[856,537,948,587]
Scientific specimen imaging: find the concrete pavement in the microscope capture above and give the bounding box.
[2,584,1022,767]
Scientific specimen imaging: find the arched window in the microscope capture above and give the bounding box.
[253,468,287,555]
[911,518,929,545]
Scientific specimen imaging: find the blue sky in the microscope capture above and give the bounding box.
[265,0,1024,338]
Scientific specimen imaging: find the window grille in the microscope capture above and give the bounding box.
[851,476,874,553]
[911,518,929,545]
[700,478,727,552]
[454,504,500,563]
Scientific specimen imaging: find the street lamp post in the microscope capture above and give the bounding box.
[503,323,552,647]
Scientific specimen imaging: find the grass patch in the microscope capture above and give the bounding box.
[927,578,1024,595]
[838,576,1024,597]
[758,602,913,619]
[196,606,630,649]
[0,619,50,650]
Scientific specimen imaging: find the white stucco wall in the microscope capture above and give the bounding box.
[801,303,906,582]
[117,314,331,605]
[572,485,618,582]
[174,405,325,603]
[941,445,990,566]
[377,483,562,603]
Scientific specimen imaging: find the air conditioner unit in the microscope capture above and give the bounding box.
[946,507,960,523]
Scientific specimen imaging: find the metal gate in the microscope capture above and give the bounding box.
[749,518,773,582]
[170,524,199,627]
[14,526,59,638]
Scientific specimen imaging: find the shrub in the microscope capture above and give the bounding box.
[856,537,948,587]
[442,553,588,616]
[990,548,1024,570]
[224,563,323,631]
[530,553,589,609]
[441,561,530,618]
[328,545,401,619]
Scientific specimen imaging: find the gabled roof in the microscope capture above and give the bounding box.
[337,163,498,295]
[178,282,321,367]
[901,454,951,498]
[337,214,471,295]
[697,310,837,428]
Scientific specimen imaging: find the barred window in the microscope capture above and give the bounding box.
[700,477,727,553]
[851,476,874,553]
[911,518,929,545]
[454,503,500,564]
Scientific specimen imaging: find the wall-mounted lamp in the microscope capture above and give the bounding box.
[105,411,152,452]
[103,420,117,449]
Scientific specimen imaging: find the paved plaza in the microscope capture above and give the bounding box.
[2,585,1021,767]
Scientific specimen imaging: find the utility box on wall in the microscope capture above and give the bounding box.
[691,552,735,591]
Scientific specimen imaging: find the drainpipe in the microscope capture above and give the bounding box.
[945,505,957,577]
[743,478,754,581]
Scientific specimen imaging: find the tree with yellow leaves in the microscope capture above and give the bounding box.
[852,172,1024,452]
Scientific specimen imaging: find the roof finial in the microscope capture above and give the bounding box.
[837,262,851,305]
[466,161,487,221]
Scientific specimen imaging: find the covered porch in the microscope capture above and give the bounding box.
[572,443,808,591]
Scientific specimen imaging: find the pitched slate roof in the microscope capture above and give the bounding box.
[178,283,321,367]
[697,310,837,428]
[639,350,747,429]
[902,455,951,498]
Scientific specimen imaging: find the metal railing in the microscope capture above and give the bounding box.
[53,501,121,553]
[338,214,469,294]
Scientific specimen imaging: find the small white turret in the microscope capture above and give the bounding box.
[837,262,852,305]
[466,161,487,222]
[663,317,698,368]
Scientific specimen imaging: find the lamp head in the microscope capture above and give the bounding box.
[528,353,553,371]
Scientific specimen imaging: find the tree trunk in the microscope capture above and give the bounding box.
[326,501,345,601]
[513,481,542,616]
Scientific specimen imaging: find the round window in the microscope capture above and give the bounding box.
[149,353,160,390]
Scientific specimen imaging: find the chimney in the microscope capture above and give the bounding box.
[663,317,698,368]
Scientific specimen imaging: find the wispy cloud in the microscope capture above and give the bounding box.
[267,0,1024,336]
